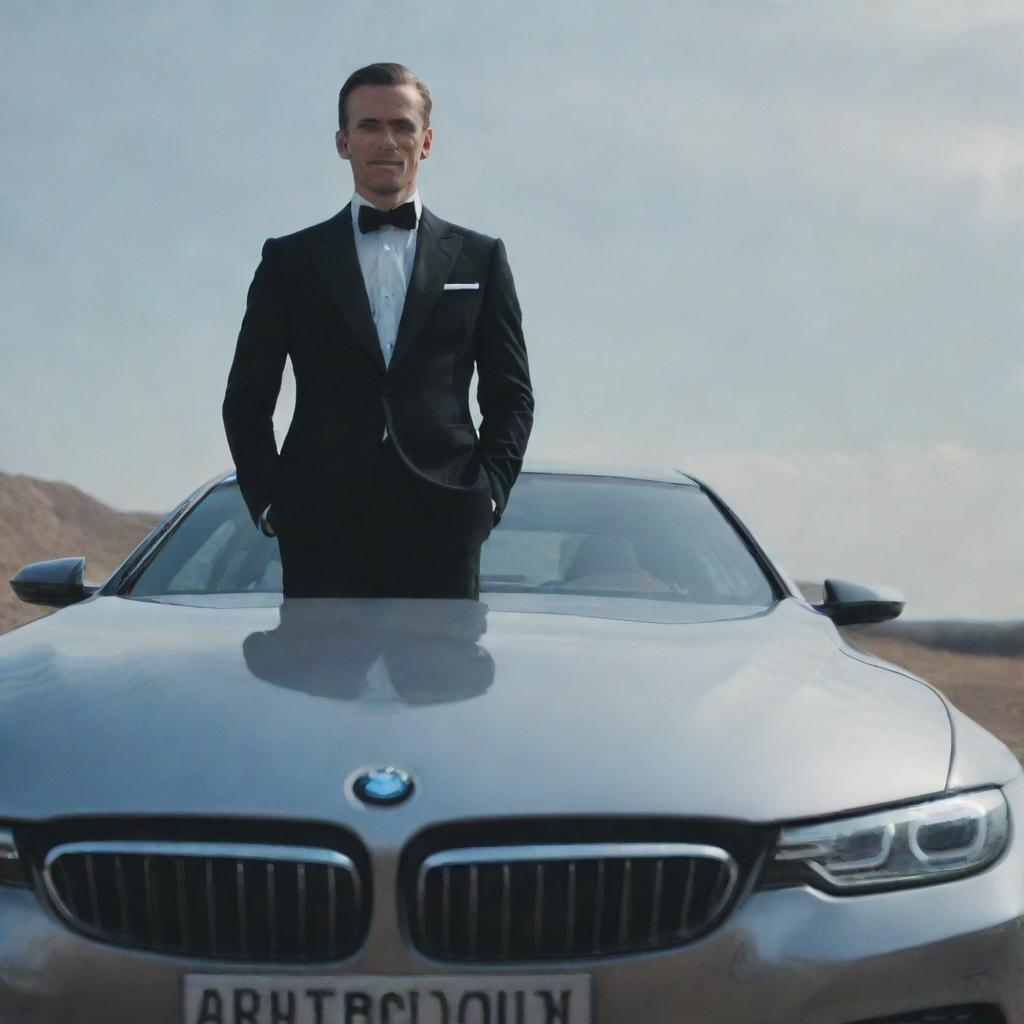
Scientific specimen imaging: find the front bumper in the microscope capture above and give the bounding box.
[2,776,1022,1023]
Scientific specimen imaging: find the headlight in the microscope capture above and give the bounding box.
[763,789,1009,892]
[1,827,30,888]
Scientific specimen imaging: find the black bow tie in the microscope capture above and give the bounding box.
[358,201,417,233]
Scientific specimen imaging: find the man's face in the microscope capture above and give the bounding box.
[336,83,432,206]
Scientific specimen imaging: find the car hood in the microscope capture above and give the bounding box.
[0,594,954,831]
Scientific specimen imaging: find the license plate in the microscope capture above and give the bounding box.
[183,973,592,1023]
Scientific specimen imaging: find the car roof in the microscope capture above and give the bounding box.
[216,459,702,489]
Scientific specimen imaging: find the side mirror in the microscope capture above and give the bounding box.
[814,578,905,626]
[9,557,98,608]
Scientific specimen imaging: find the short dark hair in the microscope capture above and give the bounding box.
[338,63,432,131]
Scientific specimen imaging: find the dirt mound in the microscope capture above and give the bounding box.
[0,471,161,634]
[860,619,1024,658]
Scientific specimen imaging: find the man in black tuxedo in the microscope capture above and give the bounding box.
[222,63,534,599]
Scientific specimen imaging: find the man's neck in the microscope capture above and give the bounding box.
[354,184,417,211]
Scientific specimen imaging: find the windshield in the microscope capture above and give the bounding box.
[125,474,776,606]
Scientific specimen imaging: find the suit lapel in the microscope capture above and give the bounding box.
[389,205,463,372]
[305,204,386,373]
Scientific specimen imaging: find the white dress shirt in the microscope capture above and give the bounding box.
[351,189,421,398]
[353,190,419,446]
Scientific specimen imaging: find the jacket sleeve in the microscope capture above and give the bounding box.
[222,237,290,526]
[475,237,535,527]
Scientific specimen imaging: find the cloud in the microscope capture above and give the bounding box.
[652,16,1024,230]
[882,0,1023,34]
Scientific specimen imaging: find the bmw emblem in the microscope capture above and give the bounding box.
[354,766,414,806]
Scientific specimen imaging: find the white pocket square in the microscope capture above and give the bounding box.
[443,282,480,290]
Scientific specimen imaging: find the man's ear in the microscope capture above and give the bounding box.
[419,126,433,160]
[335,129,350,160]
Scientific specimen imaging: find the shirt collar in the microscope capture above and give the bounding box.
[351,189,422,231]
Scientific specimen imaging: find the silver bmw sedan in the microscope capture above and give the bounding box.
[1,462,1021,1023]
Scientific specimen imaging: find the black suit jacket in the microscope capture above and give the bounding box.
[222,203,534,548]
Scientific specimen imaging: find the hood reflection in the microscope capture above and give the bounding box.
[243,597,493,704]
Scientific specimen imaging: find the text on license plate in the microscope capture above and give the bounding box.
[184,973,592,1024]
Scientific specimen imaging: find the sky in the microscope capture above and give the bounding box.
[1,1,1022,618]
